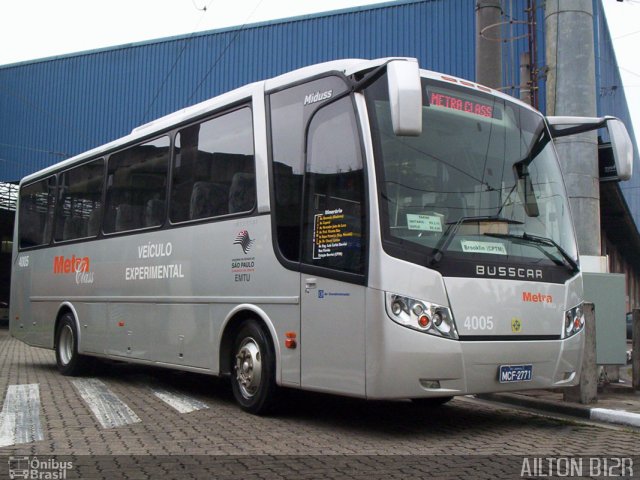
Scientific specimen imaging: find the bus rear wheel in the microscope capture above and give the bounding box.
[55,313,86,376]
[230,320,277,415]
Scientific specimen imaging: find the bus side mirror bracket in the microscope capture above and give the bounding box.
[547,115,633,181]
[387,60,423,136]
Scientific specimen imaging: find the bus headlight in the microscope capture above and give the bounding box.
[564,303,584,338]
[385,292,458,339]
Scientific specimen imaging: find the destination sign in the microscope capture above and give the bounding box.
[429,91,495,119]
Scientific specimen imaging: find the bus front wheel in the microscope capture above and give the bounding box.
[55,313,85,376]
[230,320,277,415]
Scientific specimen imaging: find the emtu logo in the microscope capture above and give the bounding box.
[233,230,255,254]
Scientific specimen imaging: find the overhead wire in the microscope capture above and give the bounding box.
[139,0,216,123]
[614,29,640,40]
[0,142,69,158]
[186,0,265,104]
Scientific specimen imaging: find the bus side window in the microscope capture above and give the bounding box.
[18,176,56,249]
[54,158,104,242]
[302,96,366,275]
[269,76,350,263]
[104,137,170,234]
[170,107,255,223]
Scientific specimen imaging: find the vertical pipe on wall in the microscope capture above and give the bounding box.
[545,0,600,257]
[475,0,503,89]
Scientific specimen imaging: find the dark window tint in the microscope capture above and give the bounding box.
[269,76,349,262]
[54,158,105,241]
[170,107,255,223]
[301,97,366,274]
[19,176,56,249]
[104,137,170,234]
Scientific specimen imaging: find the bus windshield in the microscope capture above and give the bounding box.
[365,75,578,272]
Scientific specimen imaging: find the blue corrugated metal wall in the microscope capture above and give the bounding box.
[0,0,634,199]
[0,0,476,182]
[593,1,640,228]
[498,0,546,111]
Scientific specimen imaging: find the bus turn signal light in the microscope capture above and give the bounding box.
[285,332,297,349]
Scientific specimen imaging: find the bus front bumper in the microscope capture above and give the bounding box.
[365,320,584,400]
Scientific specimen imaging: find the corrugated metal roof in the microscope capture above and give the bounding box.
[0,0,475,182]
[594,1,640,229]
[0,0,633,195]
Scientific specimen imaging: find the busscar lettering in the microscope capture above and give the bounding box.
[475,265,543,280]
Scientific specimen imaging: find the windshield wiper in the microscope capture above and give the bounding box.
[483,232,579,274]
[429,216,524,266]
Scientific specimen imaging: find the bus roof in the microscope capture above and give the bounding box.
[19,56,539,185]
[18,57,385,185]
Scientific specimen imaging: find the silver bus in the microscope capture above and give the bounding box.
[10,58,633,414]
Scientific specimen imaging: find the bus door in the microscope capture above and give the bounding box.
[298,95,368,396]
[270,78,367,395]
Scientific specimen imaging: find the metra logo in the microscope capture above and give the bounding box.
[53,255,94,285]
[522,291,553,304]
[233,230,255,254]
[303,90,333,106]
[54,255,90,274]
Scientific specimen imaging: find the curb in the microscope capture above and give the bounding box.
[479,393,640,428]
[590,408,640,428]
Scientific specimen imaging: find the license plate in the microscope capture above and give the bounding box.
[498,364,533,383]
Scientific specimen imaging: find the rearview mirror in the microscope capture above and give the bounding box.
[546,115,633,181]
[387,60,423,136]
[607,118,633,181]
[514,162,540,217]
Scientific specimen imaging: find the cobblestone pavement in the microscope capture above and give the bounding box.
[0,328,638,479]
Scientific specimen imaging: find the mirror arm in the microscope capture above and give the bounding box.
[546,115,613,138]
[350,61,391,92]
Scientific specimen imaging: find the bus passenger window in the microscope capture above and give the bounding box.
[269,76,350,263]
[54,158,105,241]
[18,176,56,249]
[170,107,255,223]
[104,137,169,234]
[302,97,366,275]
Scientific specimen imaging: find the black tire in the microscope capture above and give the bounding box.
[55,313,86,376]
[230,320,278,415]
[411,396,453,407]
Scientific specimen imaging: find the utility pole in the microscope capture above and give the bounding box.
[545,0,599,257]
[519,51,532,105]
[546,1,618,401]
[476,0,502,89]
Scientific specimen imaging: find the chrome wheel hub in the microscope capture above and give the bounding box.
[59,324,74,366]
[234,337,262,398]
